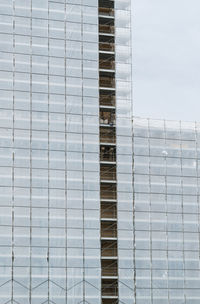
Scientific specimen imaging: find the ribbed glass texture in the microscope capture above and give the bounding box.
[133,117,200,304]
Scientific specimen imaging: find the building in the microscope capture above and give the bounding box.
[133,117,200,304]
[1,1,199,304]
[0,1,133,304]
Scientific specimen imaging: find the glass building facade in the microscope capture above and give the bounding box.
[0,0,133,304]
[133,117,200,304]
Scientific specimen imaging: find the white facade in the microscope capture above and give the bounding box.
[133,117,200,304]
[0,0,133,304]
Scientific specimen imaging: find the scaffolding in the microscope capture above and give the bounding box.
[99,0,118,303]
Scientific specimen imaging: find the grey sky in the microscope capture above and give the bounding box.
[132,0,200,121]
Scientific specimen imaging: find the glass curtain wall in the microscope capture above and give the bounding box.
[133,117,200,304]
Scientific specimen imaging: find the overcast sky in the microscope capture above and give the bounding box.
[132,0,200,122]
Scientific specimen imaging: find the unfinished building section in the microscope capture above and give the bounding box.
[99,0,118,303]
